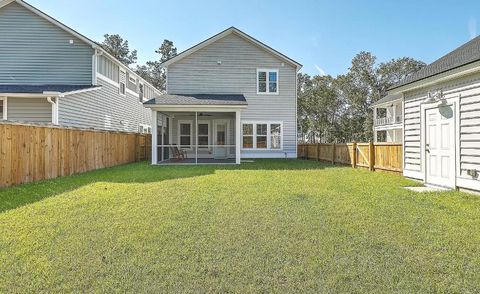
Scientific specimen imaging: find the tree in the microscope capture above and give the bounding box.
[298,52,425,143]
[101,34,137,66]
[135,39,177,91]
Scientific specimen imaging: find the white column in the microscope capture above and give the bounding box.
[46,96,59,125]
[151,110,157,164]
[195,111,198,165]
[235,110,241,164]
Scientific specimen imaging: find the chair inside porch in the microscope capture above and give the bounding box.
[155,111,238,165]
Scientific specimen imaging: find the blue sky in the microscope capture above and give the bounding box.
[30,0,480,76]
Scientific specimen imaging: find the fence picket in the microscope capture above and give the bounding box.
[0,122,151,188]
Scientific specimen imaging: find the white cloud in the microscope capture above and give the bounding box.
[469,17,477,40]
[314,64,326,76]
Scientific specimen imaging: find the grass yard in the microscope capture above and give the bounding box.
[0,160,479,292]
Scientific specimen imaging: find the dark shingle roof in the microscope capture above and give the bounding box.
[0,84,99,94]
[372,93,402,106]
[391,36,480,89]
[144,94,248,106]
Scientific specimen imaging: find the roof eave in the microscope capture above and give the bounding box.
[389,59,480,93]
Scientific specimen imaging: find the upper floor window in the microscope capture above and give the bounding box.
[119,70,126,96]
[257,69,278,94]
[139,83,144,102]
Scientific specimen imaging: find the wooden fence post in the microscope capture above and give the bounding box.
[369,140,375,171]
[316,143,320,161]
[305,144,308,159]
[331,143,336,164]
[352,141,357,168]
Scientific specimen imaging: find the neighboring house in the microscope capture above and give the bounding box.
[0,0,160,133]
[144,27,302,164]
[389,36,480,192]
[372,93,403,143]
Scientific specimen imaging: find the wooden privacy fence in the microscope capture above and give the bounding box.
[0,122,151,188]
[298,142,403,173]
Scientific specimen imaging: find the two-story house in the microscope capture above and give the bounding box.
[372,93,403,143]
[144,27,302,164]
[0,0,159,133]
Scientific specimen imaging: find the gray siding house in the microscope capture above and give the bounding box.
[0,0,160,133]
[144,27,302,164]
[389,36,480,192]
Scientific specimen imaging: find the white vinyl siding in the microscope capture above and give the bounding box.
[402,71,480,191]
[167,33,297,157]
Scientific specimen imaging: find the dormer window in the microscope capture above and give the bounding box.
[257,69,278,94]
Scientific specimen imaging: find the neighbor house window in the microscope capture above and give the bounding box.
[198,122,209,148]
[257,69,278,94]
[119,70,126,96]
[242,122,282,150]
[138,83,144,102]
[179,121,192,148]
[0,97,5,120]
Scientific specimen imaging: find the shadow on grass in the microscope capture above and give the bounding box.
[0,159,336,214]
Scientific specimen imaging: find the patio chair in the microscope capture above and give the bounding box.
[169,145,188,161]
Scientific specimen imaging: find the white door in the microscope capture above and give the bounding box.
[213,121,228,159]
[425,105,456,188]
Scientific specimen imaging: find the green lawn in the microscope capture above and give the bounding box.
[0,160,479,292]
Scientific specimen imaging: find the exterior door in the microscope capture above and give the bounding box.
[214,121,228,159]
[425,105,455,188]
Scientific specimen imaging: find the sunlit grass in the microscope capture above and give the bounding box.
[0,160,479,292]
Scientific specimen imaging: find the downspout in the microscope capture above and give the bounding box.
[47,96,59,125]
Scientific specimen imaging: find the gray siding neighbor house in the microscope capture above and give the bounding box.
[0,0,160,133]
[144,27,302,164]
[388,36,480,192]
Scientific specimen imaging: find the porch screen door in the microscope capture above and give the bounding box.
[214,121,227,159]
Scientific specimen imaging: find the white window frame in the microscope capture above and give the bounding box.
[178,120,193,150]
[129,75,137,84]
[0,97,7,120]
[138,82,144,103]
[257,69,279,95]
[241,121,283,150]
[197,120,210,149]
[119,69,126,96]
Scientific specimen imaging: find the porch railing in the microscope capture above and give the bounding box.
[156,144,237,164]
[375,114,403,126]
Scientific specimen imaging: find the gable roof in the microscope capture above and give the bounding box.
[144,94,247,106]
[161,27,302,70]
[390,36,480,90]
[0,0,162,94]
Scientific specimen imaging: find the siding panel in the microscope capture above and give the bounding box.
[7,97,52,123]
[58,78,152,132]
[0,2,93,84]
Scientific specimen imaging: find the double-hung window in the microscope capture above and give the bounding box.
[242,122,282,150]
[138,83,144,102]
[119,70,126,96]
[257,69,278,94]
[0,97,6,120]
[179,121,192,148]
[198,122,209,149]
